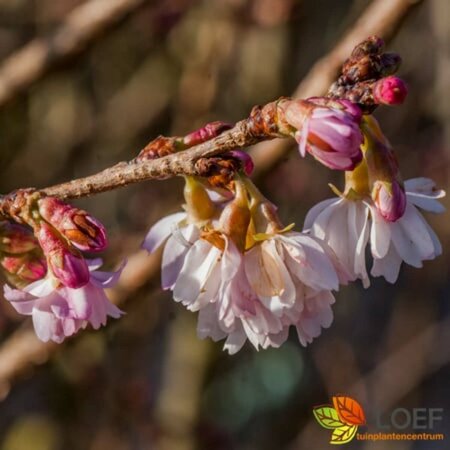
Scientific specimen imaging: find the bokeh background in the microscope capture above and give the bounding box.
[0,0,448,449]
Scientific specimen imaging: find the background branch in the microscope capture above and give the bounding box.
[250,0,422,177]
[0,0,147,108]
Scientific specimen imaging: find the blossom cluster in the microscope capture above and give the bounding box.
[0,49,445,352]
[1,197,123,343]
[144,98,445,354]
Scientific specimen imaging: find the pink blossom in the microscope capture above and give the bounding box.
[284,98,363,170]
[144,184,350,353]
[4,259,124,343]
[151,223,348,353]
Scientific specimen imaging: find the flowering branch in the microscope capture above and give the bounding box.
[0,35,427,350]
[0,0,432,394]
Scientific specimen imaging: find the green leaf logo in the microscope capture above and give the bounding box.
[313,406,344,429]
[330,424,358,445]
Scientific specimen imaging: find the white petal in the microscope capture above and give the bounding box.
[282,234,339,291]
[245,245,283,298]
[352,202,370,288]
[161,224,198,290]
[304,198,339,231]
[173,240,221,305]
[197,304,226,341]
[262,327,289,349]
[25,278,56,297]
[406,193,445,213]
[220,238,242,282]
[391,204,434,266]
[142,212,187,253]
[32,309,58,343]
[371,244,402,283]
[223,328,247,354]
[90,260,126,289]
[64,286,92,319]
[296,292,334,346]
[310,198,345,240]
[368,204,391,258]
[404,178,445,198]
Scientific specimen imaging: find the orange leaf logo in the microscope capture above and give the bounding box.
[332,395,366,426]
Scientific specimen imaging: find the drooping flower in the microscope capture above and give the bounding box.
[4,259,124,343]
[146,175,350,353]
[283,97,363,170]
[142,176,222,290]
[304,177,445,287]
[188,229,347,354]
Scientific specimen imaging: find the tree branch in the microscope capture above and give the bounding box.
[0,0,147,108]
[42,119,265,199]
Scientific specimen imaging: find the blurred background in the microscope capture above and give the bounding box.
[0,0,448,449]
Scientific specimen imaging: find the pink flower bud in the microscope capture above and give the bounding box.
[37,222,89,288]
[372,180,406,222]
[183,121,233,147]
[1,253,47,282]
[0,222,39,254]
[373,76,408,105]
[284,98,363,171]
[227,150,254,175]
[38,197,107,252]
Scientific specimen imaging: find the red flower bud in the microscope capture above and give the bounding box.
[0,222,39,254]
[37,222,89,288]
[183,121,233,147]
[373,76,408,106]
[38,197,107,252]
[1,253,47,283]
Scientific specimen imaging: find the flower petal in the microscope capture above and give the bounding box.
[161,224,199,290]
[173,240,221,305]
[370,244,402,283]
[303,198,339,231]
[368,204,391,259]
[142,212,187,252]
[223,328,247,354]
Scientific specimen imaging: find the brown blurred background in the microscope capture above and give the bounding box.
[0,0,448,449]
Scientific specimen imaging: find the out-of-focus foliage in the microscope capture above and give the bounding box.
[0,1,448,449]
